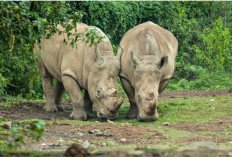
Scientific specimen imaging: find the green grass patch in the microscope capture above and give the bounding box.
[156,95,232,124]
[114,94,232,127]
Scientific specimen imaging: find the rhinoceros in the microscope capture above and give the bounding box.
[119,21,178,121]
[34,23,123,121]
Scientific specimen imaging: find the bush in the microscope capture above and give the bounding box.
[0,73,8,96]
[168,69,232,90]
[193,18,232,72]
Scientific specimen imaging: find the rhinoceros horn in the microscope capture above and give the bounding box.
[112,96,124,113]
[131,51,142,66]
[95,46,104,65]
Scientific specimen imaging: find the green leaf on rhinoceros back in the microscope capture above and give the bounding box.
[70,40,75,48]
[67,32,72,38]
[82,28,103,47]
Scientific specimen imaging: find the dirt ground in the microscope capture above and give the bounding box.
[1,90,232,156]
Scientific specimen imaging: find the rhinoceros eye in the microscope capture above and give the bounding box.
[96,88,102,98]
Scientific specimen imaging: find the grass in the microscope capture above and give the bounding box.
[1,94,232,126]
[112,94,232,126]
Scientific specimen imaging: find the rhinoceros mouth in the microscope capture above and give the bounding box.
[137,115,157,122]
[137,109,159,122]
[97,112,117,121]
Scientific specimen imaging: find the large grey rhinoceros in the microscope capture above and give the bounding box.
[119,21,178,122]
[34,23,123,121]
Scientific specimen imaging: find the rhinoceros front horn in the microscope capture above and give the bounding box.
[131,51,142,66]
[95,46,104,65]
[112,97,124,112]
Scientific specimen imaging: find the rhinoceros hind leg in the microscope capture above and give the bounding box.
[84,91,97,119]
[120,77,138,119]
[62,75,87,121]
[54,81,64,111]
[39,61,58,112]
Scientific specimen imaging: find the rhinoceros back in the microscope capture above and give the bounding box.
[35,23,113,89]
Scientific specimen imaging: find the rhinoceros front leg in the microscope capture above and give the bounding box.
[39,62,58,112]
[62,75,87,121]
[84,91,97,119]
[120,77,138,119]
[54,81,64,111]
[127,100,139,119]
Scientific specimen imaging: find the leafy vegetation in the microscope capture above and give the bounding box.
[0,2,101,98]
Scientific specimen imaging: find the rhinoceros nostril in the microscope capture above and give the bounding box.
[97,112,104,118]
[148,103,156,112]
[110,110,117,114]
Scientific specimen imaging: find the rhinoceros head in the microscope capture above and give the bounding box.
[130,32,171,122]
[88,42,124,120]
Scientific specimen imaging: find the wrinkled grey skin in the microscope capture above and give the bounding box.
[34,23,123,121]
[119,21,178,122]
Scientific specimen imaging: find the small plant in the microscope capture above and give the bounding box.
[0,118,46,152]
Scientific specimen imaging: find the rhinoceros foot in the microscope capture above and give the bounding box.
[43,104,58,112]
[70,110,88,121]
[57,104,64,111]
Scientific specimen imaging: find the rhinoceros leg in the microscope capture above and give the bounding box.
[62,75,87,121]
[158,79,169,94]
[84,91,97,119]
[54,81,64,111]
[120,77,138,119]
[39,61,58,112]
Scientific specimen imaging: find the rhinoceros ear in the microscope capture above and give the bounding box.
[95,46,104,65]
[158,56,168,69]
[131,51,142,67]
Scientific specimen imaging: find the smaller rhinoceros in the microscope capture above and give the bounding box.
[34,23,123,121]
[119,21,178,122]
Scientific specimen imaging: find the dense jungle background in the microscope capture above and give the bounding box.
[1,1,232,98]
[1,1,232,157]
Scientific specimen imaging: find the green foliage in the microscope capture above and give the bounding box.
[0,74,8,96]
[193,18,232,72]
[168,69,232,90]
[79,2,139,44]
[0,118,45,152]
